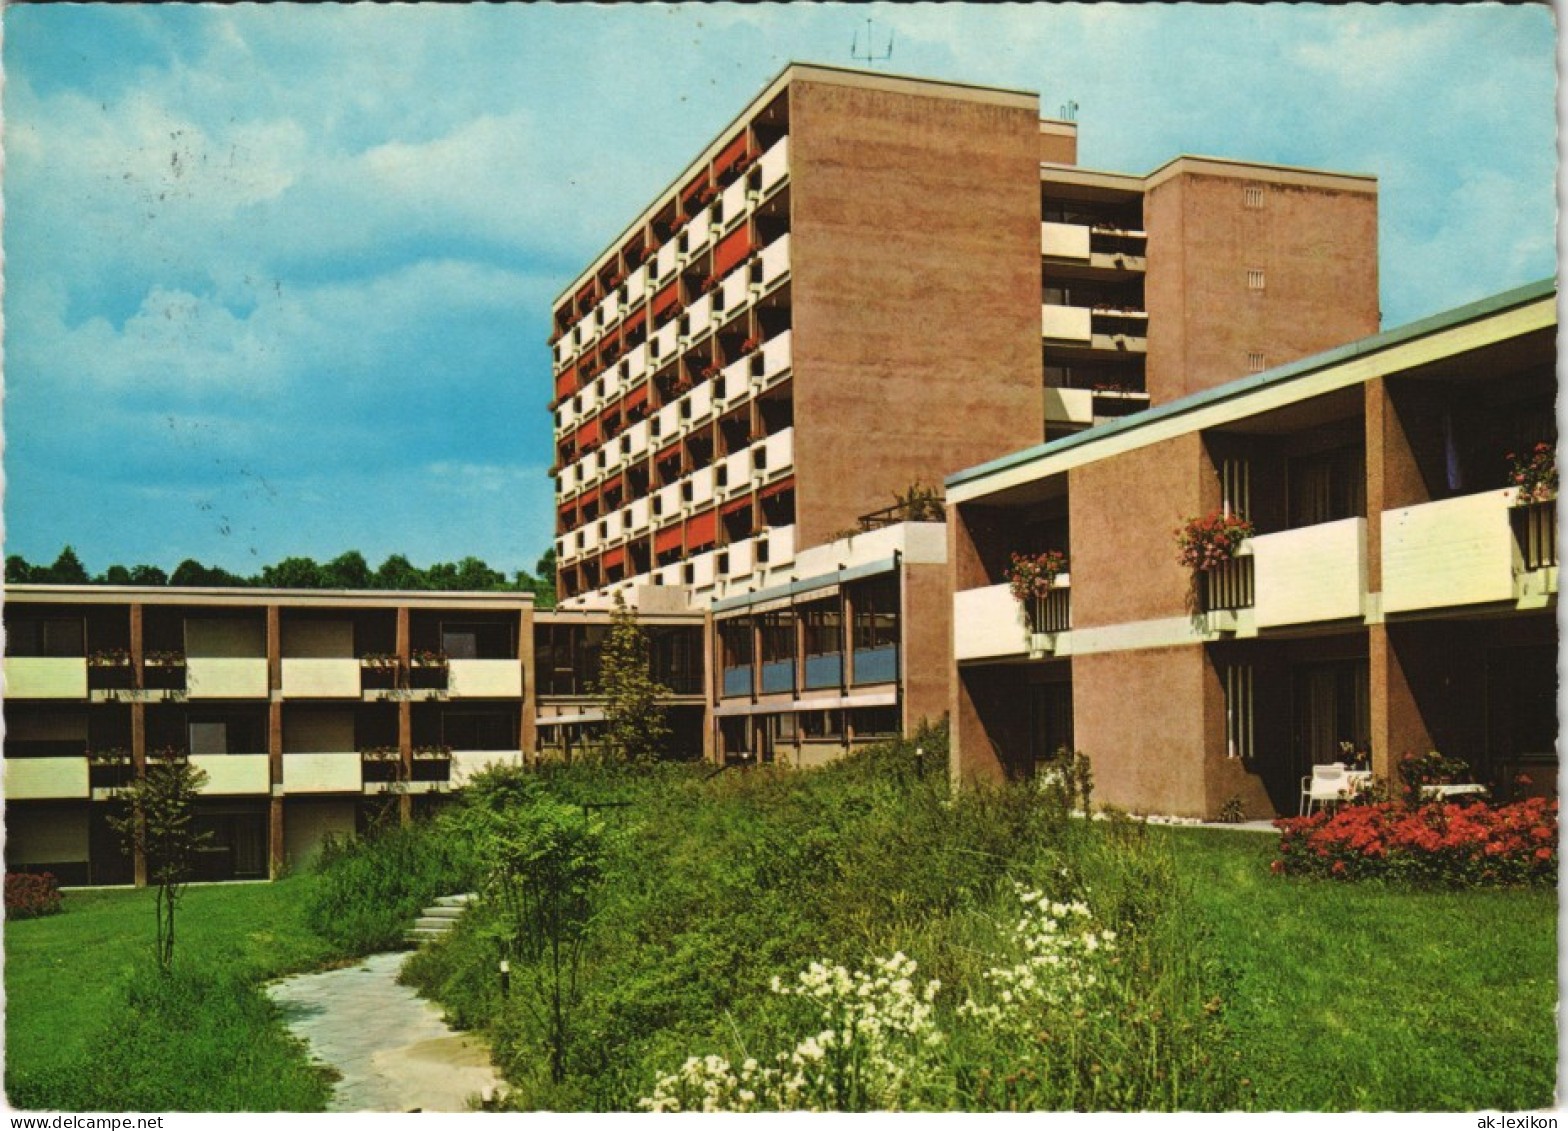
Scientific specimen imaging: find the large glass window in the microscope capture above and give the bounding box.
[5,617,85,657]
[442,710,517,751]
[1287,446,1365,527]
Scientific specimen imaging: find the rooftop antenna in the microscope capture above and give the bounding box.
[1059,100,1079,122]
[851,17,894,67]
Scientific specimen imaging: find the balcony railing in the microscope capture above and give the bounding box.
[1513,499,1558,571]
[1027,589,1072,634]
[759,659,795,695]
[1202,555,1255,613]
[852,644,899,685]
[804,652,843,690]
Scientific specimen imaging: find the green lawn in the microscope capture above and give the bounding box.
[5,875,347,1111]
[1163,827,1558,1111]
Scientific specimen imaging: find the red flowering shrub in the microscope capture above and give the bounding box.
[1273,797,1557,887]
[5,872,64,919]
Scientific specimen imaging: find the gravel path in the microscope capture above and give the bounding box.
[269,951,503,1113]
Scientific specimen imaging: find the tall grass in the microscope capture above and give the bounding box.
[306,817,482,952]
[400,736,1245,1110]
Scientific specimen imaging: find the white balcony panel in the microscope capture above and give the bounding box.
[186,657,268,699]
[1043,304,1093,342]
[680,206,713,257]
[763,524,796,566]
[761,427,795,477]
[718,450,751,498]
[954,583,1031,661]
[719,178,749,227]
[557,399,576,430]
[581,524,601,554]
[687,467,716,509]
[688,382,714,424]
[1041,221,1092,259]
[624,343,649,383]
[597,293,619,333]
[720,269,751,321]
[720,358,751,404]
[687,550,717,589]
[191,754,270,795]
[577,381,599,416]
[600,364,622,401]
[653,402,681,444]
[625,420,651,459]
[283,752,362,794]
[652,241,679,284]
[651,320,680,363]
[724,537,756,577]
[5,757,90,800]
[758,233,791,288]
[1382,490,1518,614]
[448,659,524,699]
[451,750,519,787]
[1044,387,1095,426]
[281,659,362,699]
[627,497,653,534]
[602,443,625,476]
[685,293,714,339]
[3,657,87,700]
[758,136,789,193]
[554,339,571,367]
[558,463,577,495]
[1252,518,1367,628]
[761,330,793,381]
[625,265,648,306]
[655,483,683,520]
[576,319,597,350]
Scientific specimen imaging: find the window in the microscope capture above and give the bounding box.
[5,617,85,658]
[852,577,899,653]
[1246,351,1267,373]
[759,611,795,666]
[850,707,899,739]
[442,710,516,751]
[1244,185,1264,208]
[440,621,514,660]
[802,606,843,658]
[1221,457,1252,520]
[800,710,842,740]
[1224,665,1255,760]
[1287,446,1365,527]
[1246,269,1266,292]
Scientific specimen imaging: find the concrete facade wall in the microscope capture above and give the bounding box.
[789,78,1044,550]
[1144,169,1379,406]
[283,798,359,868]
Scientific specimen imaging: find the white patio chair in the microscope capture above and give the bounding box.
[1299,763,1350,816]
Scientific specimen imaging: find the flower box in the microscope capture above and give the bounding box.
[359,746,401,763]
[143,651,188,668]
[87,650,132,669]
[1175,511,1253,572]
[412,745,453,762]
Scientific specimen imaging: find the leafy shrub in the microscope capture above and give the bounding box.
[1395,750,1473,806]
[1174,511,1253,571]
[307,818,481,952]
[6,872,63,919]
[1273,798,1557,886]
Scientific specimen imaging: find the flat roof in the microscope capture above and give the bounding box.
[947,276,1558,495]
[3,584,535,610]
[552,61,1041,309]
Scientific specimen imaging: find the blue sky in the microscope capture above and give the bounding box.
[3,3,1557,577]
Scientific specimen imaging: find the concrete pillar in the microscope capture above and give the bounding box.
[518,607,537,766]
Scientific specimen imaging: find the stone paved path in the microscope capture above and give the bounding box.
[268,951,503,1113]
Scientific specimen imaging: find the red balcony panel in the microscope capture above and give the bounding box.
[656,440,682,467]
[576,417,601,450]
[555,363,579,400]
[602,546,626,572]
[760,475,795,500]
[652,282,680,321]
[720,495,753,517]
[715,133,750,175]
[624,306,647,334]
[624,383,649,413]
[714,226,755,277]
[686,508,717,550]
[575,280,598,311]
[655,525,683,554]
[578,485,601,511]
[680,171,712,205]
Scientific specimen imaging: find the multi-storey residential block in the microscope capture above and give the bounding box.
[2,586,704,884]
[948,280,1557,818]
[547,64,1377,609]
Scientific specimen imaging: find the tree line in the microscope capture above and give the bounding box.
[5,545,558,607]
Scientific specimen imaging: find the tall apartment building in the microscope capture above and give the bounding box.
[2,587,704,884]
[547,63,1379,612]
[948,280,1557,818]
